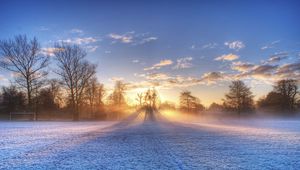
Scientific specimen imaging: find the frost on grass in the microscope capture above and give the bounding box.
[0,112,300,169]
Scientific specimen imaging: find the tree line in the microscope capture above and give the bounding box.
[0,35,299,120]
[179,80,300,115]
[0,35,129,120]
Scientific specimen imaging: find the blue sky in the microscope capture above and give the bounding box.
[0,0,300,105]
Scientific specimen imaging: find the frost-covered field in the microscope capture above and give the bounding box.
[1,112,300,169]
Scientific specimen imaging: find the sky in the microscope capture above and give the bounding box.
[0,0,300,106]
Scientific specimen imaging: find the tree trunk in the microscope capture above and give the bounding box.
[73,102,79,121]
[27,81,32,111]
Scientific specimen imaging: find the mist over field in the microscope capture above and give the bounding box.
[1,110,300,169]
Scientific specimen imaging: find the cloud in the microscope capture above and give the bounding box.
[143,73,171,80]
[251,65,278,75]
[276,62,300,75]
[132,59,139,63]
[58,37,97,45]
[236,64,278,80]
[224,41,245,51]
[129,71,231,90]
[40,47,63,56]
[261,40,280,50]
[266,52,289,63]
[144,59,173,71]
[38,26,50,31]
[173,57,193,69]
[190,45,196,49]
[128,59,300,93]
[202,43,218,49]
[138,37,158,44]
[215,54,239,61]
[108,31,157,45]
[70,28,83,34]
[85,45,98,52]
[130,60,297,91]
[109,33,133,43]
[153,60,173,67]
[226,57,300,84]
[200,72,228,84]
[109,77,124,82]
[0,75,8,82]
[231,61,255,72]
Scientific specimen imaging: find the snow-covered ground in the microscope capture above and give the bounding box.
[0,111,300,169]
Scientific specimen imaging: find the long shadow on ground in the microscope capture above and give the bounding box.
[4,109,300,170]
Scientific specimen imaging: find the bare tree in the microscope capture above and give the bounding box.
[223,80,254,114]
[85,77,105,117]
[108,80,127,107]
[274,79,298,111]
[48,79,63,108]
[135,92,144,108]
[1,85,26,113]
[0,35,49,111]
[36,87,59,111]
[180,91,193,112]
[179,90,204,113]
[85,77,97,116]
[35,79,62,112]
[208,102,223,112]
[95,83,105,109]
[53,43,96,121]
[144,88,160,109]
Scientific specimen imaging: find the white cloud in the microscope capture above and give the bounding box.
[132,59,139,63]
[0,74,8,82]
[144,59,173,71]
[202,43,218,49]
[129,60,300,92]
[108,31,157,45]
[143,73,171,80]
[70,28,83,34]
[85,45,98,52]
[137,37,158,45]
[231,61,255,72]
[224,41,245,51]
[201,72,228,84]
[173,57,193,69]
[190,45,196,49]
[59,37,97,45]
[261,40,280,50]
[109,33,133,43]
[40,47,63,56]
[215,54,239,61]
[266,52,288,63]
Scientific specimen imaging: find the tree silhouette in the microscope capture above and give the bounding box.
[274,79,298,111]
[144,88,160,109]
[108,80,127,107]
[179,90,204,113]
[135,93,144,108]
[1,85,26,113]
[0,35,49,112]
[85,77,105,117]
[53,43,96,121]
[223,80,254,114]
[208,102,223,112]
[258,79,299,112]
[36,87,59,111]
